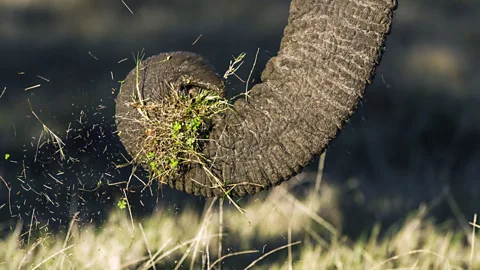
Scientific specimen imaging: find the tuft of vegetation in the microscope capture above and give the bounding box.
[125,82,230,185]
[117,49,232,186]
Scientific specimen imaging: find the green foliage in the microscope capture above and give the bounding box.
[129,86,230,185]
[169,157,178,168]
[172,122,182,133]
[149,161,157,170]
[117,197,127,209]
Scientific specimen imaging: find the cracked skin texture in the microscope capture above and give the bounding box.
[115,0,397,197]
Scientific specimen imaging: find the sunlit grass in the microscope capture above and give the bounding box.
[0,178,479,270]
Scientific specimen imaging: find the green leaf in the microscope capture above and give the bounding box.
[173,122,182,132]
[169,158,178,168]
[4,154,10,160]
[192,117,201,130]
[117,198,127,209]
[186,137,195,146]
[150,161,157,170]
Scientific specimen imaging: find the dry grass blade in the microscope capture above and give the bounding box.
[144,234,221,269]
[244,48,259,101]
[315,151,327,191]
[209,250,259,270]
[17,237,44,269]
[168,198,217,270]
[133,50,146,107]
[223,53,246,81]
[370,249,447,270]
[281,188,338,236]
[36,75,50,82]
[121,0,134,14]
[244,241,301,270]
[446,190,472,245]
[217,198,224,270]
[88,51,98,60]
[136,238,172,270]
[122,189,135,234]
[27,208,35,245]
[24,84,41,91]
[0,87,6,99]
[120,255,150,269]
[60,212,79,268]
[191,34,203,45]
[28,99,66,160]
[470,214,478,270]
[139,223,157,270]
[0,176,12,216]
[202,167,251,226]
[288,223,293,270]
[31,244,75,270]
[470,222,480,229]
[188,198,218,270]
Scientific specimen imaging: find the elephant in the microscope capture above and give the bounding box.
[115,0,397,197]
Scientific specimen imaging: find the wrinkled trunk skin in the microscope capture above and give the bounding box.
[181,0,397,197]
[117,0,397,197]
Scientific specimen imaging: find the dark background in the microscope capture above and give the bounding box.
[0,0,479,238]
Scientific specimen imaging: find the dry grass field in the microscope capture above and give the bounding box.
[1,177,479,270]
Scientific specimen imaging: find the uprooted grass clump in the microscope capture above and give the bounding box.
[126,87,230,184]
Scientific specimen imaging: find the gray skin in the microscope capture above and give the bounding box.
[115,0,397,197]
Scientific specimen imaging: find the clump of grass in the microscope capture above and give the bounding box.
[126,85,230,185]
[115,51,254,222]
[119,50,232,187]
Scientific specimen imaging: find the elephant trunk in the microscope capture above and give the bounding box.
[116,0,397,197]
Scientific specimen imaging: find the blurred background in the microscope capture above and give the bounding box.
[0,0,479,241]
